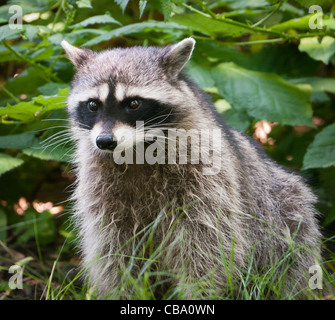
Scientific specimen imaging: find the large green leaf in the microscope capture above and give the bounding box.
[0,132,37,150]
[171,13,252,37]
[70,14,122,29]
[23,139,72,163]
[83,21,188,46]
[38,83,69,96]
[0,153,24,176]
[303,124,335,170]
[211,63,313,126]
[185,61,215,89]
[0,102,41,123]
[215,99,251,132]
[0,88,68,123]
[0,25,23,42]
[33,88,68,114]
[298,36,335,65]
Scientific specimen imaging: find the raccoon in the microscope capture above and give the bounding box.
[62,38,321,299]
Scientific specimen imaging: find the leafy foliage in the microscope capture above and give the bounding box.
[0,0,334,299]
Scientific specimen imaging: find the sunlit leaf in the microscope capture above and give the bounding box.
[298,36,335,64]
[0,102,41,123]
[76,0,92,9]
[212,62,313,126]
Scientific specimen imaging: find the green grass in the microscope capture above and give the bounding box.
[1,208,335,300]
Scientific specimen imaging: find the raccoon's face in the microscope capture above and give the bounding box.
[63,38,196,153]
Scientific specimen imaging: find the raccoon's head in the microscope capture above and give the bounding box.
[63,38,197,154]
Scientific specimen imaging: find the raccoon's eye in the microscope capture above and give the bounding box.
[128,99,142,110]
[87,100,100,112]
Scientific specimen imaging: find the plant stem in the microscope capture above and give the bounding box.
[182,3,284,38]
[182,2,332,42]
[252,1,284,28]
[0,83,20,103]
[51,0,63,31]
[2,41,62,83]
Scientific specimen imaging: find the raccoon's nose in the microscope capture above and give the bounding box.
[96,134,117,151]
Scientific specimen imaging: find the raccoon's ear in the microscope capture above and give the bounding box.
[164,38,195,78]
[61,40,94,68]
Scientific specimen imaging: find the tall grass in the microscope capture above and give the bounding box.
[1,208,335,300]
[49,208,335,300]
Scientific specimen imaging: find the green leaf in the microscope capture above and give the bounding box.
[289,77,335,94]
[211,63,313,126]
[324,19,335,31]
[83,21,188,47]
[23,138,72,163]
[303,124,335,170]
[76,0,93,8]
[70,14,122,29]
[224,0,270,9]
[24,25,40,42]
[0,132,37,150]
[115,0,130,13]
[185,61,215,89]
[215,99,251,132]
[38,83,69,96]
[160,0,172,20]
[298,36,335,65]
[271,15,311,32]
[139,0,148,19]
[0,88,68,123]
[0,153,24,176]
[0,25,22,42]
[33,88,68,109]
[0,102,41,123]
[171,13,252,37]
[28,46,54,62]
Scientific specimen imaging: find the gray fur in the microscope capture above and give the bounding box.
[63,39,321,298]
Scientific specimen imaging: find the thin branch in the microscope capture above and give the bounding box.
[0,83,20,103]
[252,1,285,28]
[182,2,332,42]
[2,41,62,83]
